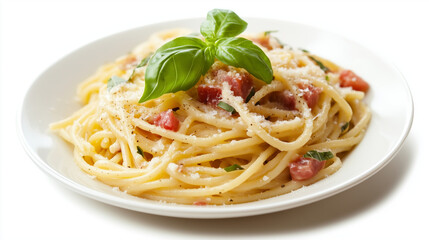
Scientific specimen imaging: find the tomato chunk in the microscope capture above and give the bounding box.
[225,72,253,99]
[198,69,254,106]
[269,90,296,110]
[197,85,222,106]
[252,36,273,50]
[298,83,322,108]
[213,69,253,100]
[339,69,369,92]
[268,84,320,110]
[153,109,180,132]
[289,157,325,181]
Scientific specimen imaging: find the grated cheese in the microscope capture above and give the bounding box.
[167,163,178,172]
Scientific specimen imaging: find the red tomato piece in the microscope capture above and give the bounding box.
[224,72,253,100]
[213,69,253,100]
[339,69,370,92]
[298,83,322,108]
[252,36,273,50]
[198,69,253,106]
[289,157,325,181]
[212,69,253,99]
[153,109,180,132]
[269,90,296,110]
[197,84,222,106]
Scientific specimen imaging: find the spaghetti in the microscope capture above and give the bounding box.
[50,29,371,205]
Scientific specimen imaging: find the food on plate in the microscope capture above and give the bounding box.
[50,9,371,205]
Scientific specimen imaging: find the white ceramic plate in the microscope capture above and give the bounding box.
[18,18,413,219]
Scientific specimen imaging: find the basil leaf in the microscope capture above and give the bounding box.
[341,122,349,133]
[217,101,236,113]
[107,75,127,91]
[215,37,273,83]
[264,30,278,36]
[139,37,212,103]
[245,87,256,103]
[200,9,247,41]
[136,54,152,68]
[203,45,215,74]
[224,164,244,172]
[303,150,334,161]
[309,56,330,73]
[128,54,152,81]
[137,146,145,156]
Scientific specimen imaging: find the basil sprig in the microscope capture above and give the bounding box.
[139,9,273,103]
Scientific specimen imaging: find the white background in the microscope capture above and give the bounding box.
[1,0,427,239]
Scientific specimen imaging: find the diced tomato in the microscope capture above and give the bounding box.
[197,85,222,106]
[269,90,296,110]
[153,109,180,132]
[339,69,369,92]
[198,69,254,106]
[298,83,322,109]
[224,72,253,100]
[213,69,253,100]
[289,157,325,181]
[252,36,273,50]
[268,84,320,110]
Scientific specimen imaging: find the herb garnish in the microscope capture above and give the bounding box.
[137,146,145,157]
[128,54,152,81]
[245,88,256,103]
[341,122,350,133]
[107,75,127,91]
[217,101,236,113]
[303,150,334,161]
[308,56,330,73]
[224,164,244,172]
[300,49,330,73]
[108,53,153,90]
[139,9,273,103]
[264,30,278,36]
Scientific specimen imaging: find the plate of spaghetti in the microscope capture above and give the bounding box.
[18,9,413,218]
